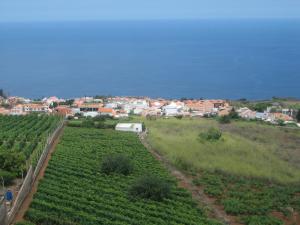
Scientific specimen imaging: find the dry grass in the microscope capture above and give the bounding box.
[140,117,300,184]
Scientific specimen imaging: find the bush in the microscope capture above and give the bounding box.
[175,115,183,120]
[101,154,133,175]
[0,169,15,185]
[199,127,222,141]
[297,110,300,122]
[129,175,171,201]
[218,115,231,124]
[229,108,239,119]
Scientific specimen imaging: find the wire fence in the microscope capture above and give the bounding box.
[0,119,65,225]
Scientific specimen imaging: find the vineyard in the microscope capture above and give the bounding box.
[0,115,62,183]
[21,127,222,225]
[193,171,300,224]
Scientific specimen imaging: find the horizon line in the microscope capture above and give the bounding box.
[1,17,300,24]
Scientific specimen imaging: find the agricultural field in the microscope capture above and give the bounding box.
[20,127,221,225]
[140,117,300,224]
[0,115,61,183]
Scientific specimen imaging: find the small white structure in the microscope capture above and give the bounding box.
[83,111,99,118]
[162,102,182,116]
[115,123,143,133]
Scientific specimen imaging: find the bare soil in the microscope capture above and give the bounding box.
[271,211,300,225]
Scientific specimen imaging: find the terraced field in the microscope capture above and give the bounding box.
[21,127,221,225]
[0,115,61,182]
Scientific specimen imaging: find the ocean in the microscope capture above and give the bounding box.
[0,19,299,100]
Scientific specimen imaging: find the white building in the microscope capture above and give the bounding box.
[133,108,144,115]
[115,123,143,133]
[162,102,182,116]
[83,111,99,118]
[105,103,118,109]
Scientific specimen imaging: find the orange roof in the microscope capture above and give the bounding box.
[55,107,72,115]
[272,113,293,121]
[98,107,115,113]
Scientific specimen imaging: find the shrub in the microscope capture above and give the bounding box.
[199,127,222,141]
[297,110,300,122]
[229,108,239,119]
[277,119,285,126]
[218,115,231,124]
[175,115,183,120]
[0,169,15,185]
[101,154,133,175]
[129,175,171,201]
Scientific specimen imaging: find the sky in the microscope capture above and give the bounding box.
[0,0,300,22]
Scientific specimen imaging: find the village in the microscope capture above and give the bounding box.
[0,93,299,127]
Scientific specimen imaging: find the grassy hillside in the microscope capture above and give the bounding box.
[142,117,300,183]
[140,117,300,224]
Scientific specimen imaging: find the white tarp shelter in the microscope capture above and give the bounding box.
[115,123,143,133]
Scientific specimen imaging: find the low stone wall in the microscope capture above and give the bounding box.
[0,198,8,225]
[0,120,65,225]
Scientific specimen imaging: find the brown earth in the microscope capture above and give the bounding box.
[271,211,300,225]
[12,125,65,224]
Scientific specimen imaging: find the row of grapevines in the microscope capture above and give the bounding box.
[0,114,62,182]
[23,127,222,225]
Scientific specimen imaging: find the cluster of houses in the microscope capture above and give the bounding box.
[0,95,299,126]
[237,106,296,124]
[70,97,232,118]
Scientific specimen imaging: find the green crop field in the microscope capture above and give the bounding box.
[0,115,61,183]
[21,127,221,225]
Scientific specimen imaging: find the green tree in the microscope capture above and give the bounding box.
[250,102,272,113]
[296,110,300,122]
[101,154,133,175]
[0,151,26,174]
[218,115,231,124]
[229,108,239,119]
[49,102,58,109]
[129,174,171,201]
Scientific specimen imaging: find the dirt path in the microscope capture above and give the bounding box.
[12,126,65,224]
[139,132,242,225]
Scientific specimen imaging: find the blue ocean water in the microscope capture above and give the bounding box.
[0,19,299,99]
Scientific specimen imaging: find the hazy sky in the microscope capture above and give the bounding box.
[0,0,300,22]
